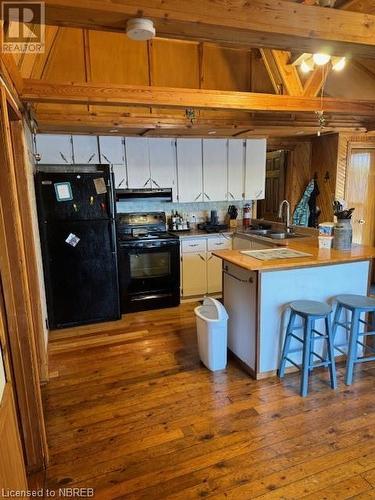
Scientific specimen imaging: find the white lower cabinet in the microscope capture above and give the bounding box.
[182,253,207,297]
[181,236,232,298]
[207,253,223,294]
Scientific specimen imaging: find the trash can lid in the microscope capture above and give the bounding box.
[195,297,228,321]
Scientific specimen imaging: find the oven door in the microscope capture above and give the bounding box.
[118,240,180,312]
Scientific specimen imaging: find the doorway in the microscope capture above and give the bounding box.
[257,150,286,220]
[345,146,375,285]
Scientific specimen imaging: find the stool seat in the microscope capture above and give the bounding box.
[290,300,331,317]
[335,294,375,311]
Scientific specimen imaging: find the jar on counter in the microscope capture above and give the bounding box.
[333,220,352,250]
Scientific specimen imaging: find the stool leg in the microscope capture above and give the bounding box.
[325,315,337,390]
[301,317,312,397]
[331,304,343,354]
[308,319,315,373]
[345,309,360,385]
[278,311,296,378]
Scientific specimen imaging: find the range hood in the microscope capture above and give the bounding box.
[116,188,172,202]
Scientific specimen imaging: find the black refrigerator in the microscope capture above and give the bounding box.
[35,165,121,329]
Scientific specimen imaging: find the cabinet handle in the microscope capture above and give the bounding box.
[102,154,111,164]
[199,254,206,261]
[223,269,254,283]
[194,192,202,201]
[207,255,213,261]
[214,242,223,246]
[117,178,126,188]
[255,190,263,198]
[228,192,235,200]
[357,219,366,224]
[151,178,161,188]
[59,152,69,163]
[87,153,96,163]
[189,244,199,247]
[143,177,152,187]
[204,192,211,200]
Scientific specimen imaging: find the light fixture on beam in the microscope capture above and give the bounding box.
[126,18,155,41]
[332,56,346,71]
[313,53,331,66]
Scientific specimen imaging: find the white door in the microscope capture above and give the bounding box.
[99,136,125,164]
[177,139,203,202]
[203,139,228,202]
[148,138,177,200]
[244,139,267,200]
[182,253,207,296]
[125,137,151,188]
[99,136,126,189]
[72,135,99,164]
[35,134,73,164]
[207,252,223,294]
[228,140,245,201]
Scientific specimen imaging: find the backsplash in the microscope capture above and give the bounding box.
[116,200,254,224]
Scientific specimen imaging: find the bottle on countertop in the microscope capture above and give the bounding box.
[243,203,251,228]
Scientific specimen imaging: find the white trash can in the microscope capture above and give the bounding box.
[194,297,228,372]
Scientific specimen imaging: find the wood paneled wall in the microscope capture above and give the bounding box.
[17,27,273,119]
[310,134,339,222]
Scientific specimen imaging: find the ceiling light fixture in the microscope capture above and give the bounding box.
[332,56,346,71]
[313,53,331,66]
[126,18,156,41]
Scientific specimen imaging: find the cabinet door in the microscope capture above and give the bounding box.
[148,138,177,200]
[125,137,151,188]
[72,135,99,164]
[99,136,125,164]
[203,139,227,202]
[244,139,267,200]
[182,253,207,296]
[228,140,245,200]
[112,165,128,189]
[207,252,223,294]
[35,134,73,164]
[177,139,203,202]
[232,236,253,250]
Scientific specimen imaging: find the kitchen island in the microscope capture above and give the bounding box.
[213,242,375,379]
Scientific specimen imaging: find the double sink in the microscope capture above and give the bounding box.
[247,228,304,240]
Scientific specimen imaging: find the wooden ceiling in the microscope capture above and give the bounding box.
[6,0,375,138]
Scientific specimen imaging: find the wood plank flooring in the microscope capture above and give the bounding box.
[38,303,375,499]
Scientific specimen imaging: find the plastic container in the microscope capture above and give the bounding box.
[318,222,334,237]
[318,235,333,249]
[333,220,352,250]
[194,297,228,371]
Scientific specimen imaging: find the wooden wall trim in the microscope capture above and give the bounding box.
[0,86,48,472]
[10,121,48,383]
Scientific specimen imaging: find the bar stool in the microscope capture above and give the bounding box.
[332,294,375,385]
[278,300,337,397]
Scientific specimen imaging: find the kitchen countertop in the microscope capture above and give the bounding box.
[213,241,375,272]
[171,229,233,238]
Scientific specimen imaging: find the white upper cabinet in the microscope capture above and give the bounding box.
[202,139,228,202]
[35,134,73,164]
[148,138,177,199]
[244,139,267,200]
[125,137,151,188]
[72,135,99,164]
[99,136,125,165]
[228,140,245,201]
[176,139,203,202]
[99,136,126,188]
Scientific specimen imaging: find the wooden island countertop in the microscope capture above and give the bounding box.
[213,240,375,272]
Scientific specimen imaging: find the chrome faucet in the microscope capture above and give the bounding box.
[278,200,291,233]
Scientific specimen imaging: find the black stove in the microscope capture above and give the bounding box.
[116,212,180,312]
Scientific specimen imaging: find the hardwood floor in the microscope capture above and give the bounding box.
[38,303,375,499]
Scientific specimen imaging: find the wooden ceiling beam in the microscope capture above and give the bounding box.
[303,64,332,97]
[268,50,303,96]
[43,0,375,58]
[21,80,375,115]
